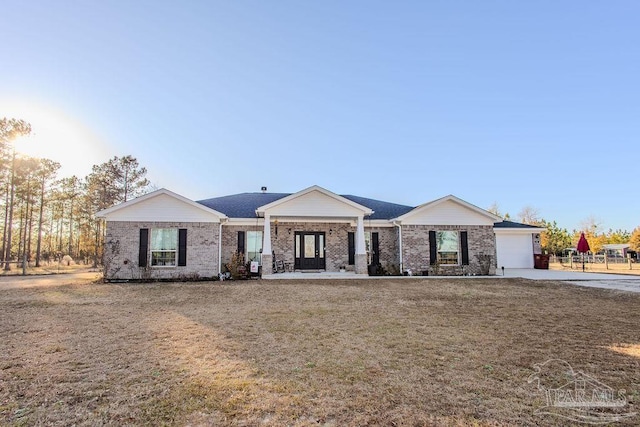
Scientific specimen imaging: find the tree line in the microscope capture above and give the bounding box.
[0,118,150,270]
[488,202,640,255]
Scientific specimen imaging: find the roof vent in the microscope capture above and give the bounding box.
[261,186,267,193]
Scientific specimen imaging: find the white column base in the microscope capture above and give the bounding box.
[261,253,273,276]
[355,254,368,274]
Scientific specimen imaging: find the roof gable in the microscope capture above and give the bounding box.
[96,188,227,222]
[257,185,374,218]
[395,195,502,226]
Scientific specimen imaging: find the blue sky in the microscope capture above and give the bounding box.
[1,1,638,232]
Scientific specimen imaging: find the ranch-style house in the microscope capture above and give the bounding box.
[96,185,544,281]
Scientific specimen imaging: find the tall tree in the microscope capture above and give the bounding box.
[0,118,32,269]
[0,118,31,169]
[605,229,631,244]
[59,176,81,257]
[518,205,541,225]
[82,173,109,267]
[540,219,572,255]
[105,155,150,203]
[487,202,502,218]
[13,156,39,263]
[35,159,61,266]
[80,155,150,266]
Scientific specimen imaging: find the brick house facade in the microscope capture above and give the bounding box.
[97,186,540,280]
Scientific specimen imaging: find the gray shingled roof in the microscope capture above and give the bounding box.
[341,195,414,220]
[197,192,414,220]
[197,193,289,218]
[197,192,536,228]
[493,220,543,229]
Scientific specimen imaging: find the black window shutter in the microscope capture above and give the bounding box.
[429,230,437,265]
[178,229,187,266]
[460,231,469,265]
[348,232,355,265]
[237,231,245,256]
[139,228,149,267]
[372,232,380,265]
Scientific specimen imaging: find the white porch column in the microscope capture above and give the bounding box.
[261,215,273,276]
[355,215,367,274]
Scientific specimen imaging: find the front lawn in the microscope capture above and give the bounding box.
[1,278,639,426]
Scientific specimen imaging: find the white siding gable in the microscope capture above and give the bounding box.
[400,199,496,226]
[100,193,223,223]
[263,189,367,218]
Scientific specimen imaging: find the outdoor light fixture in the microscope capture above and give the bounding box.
[329,229,333,235]
[288,228,292,235]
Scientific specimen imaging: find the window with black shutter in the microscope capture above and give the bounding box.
[178,229,187,266]
[139,228,149,267]
[460,231,469,265]
[371,232,380,265]
[237,231,245,256]
[429,230,437,265]
[348,232,355,265]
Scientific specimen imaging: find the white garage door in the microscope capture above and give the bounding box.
[496,234,533,268]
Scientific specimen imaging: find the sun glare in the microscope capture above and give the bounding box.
[0,100,111,177]
[608,344,640,359]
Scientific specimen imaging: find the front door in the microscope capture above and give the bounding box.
[294,232,326,270]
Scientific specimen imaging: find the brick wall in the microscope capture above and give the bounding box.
[367,226,400,274]
[221,222,398,273]
[104,221,219,280]
[401,225,496,276]
[104,220,497,279]
[221,225,263,267]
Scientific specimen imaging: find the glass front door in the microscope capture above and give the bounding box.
[294,232,326,270]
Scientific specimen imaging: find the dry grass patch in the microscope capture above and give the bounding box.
[1,278,640,426]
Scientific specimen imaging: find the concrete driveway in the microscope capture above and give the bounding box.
[503,268,640,293]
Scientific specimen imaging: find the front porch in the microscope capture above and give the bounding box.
[255,186,374,276]
[260,220,369,276]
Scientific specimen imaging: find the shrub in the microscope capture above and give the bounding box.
[225,251,248,280]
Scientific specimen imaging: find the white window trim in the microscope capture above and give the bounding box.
[150,228,178,268]
[437,230,460,266]
[246,230,263,264]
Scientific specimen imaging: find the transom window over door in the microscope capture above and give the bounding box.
[151,228,178,266]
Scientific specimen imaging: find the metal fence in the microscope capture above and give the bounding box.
[551,254,635,265]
